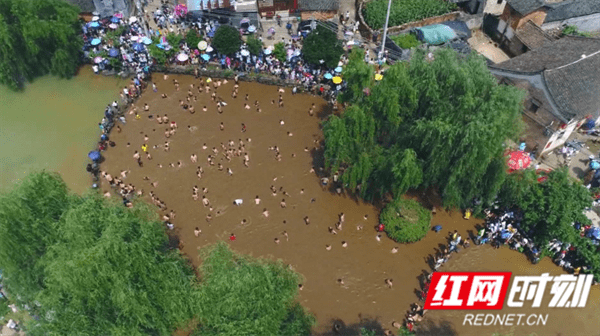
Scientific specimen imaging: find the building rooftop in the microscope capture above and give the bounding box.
[297,0,339,12]
[515,20,554,50]
[545,0,600,22]
[506,0,546,15]
[65,0,96,13]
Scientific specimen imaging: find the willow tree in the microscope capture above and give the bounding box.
[0,0,82,90]
[323,48,525,207]
[194,242,315,335]
[28,195,200,336]
[0,171,70,304]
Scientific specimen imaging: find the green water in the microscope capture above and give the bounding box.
[0,67,125,193]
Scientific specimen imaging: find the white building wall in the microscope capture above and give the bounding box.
[484,0,507,15]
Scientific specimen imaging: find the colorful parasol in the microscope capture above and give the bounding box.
[332,76,342,84]
[375,74,383,81]
[198,41,207,50]
[507,151,532,170]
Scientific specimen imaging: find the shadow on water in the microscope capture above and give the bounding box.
[316,315,386,336]
[415,319,458,336]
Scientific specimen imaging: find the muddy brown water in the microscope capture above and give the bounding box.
[100,74,599,336]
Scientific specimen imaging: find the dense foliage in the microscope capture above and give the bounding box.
[323,48,525,207]
[185,29,203,49]
[147,33,181,66]
[273,42,287,63]
[391,33,421,49]
[0,0,83,90]
[381,198,431,243]
[0,172,314,335]
[302,25,344,68]
[246,34,263,56]
[497,169,600,279]
[363,0,456,30]
[193,242,315,335]
[212,25,242,55]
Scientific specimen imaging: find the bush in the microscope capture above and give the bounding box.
[391,33,421,49]
[213,25,242,55]
[363,0,456,30]
[302,25,344,68]
[273,42,287,63]
[185,29,203,49]
[246,34,263,55]
[380,198,431,243]
[562,25,592,37]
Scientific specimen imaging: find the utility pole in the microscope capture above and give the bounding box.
[379,0,392,60]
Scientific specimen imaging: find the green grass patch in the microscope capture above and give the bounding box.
[390,34,421,49]
[380,198,431,243]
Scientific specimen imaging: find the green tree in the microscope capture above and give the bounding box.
[273,42,287,63]
[246,34,263,55]
[339,48,374,105]
[186,29,203,49]
[323,48,525,207]
[381,198,431,243]
[28,194,200,335]
[0,172,70,304]
[0,0,83,90]
[212,25,242,55]
[391,33,421,49]
[194,242,315,335]
[302,25,344,68]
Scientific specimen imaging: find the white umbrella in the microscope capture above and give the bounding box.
[240,49,249,57]
[109,23,118,29]
[177,53,189,62]
[206,46,213,53]
[130,36,139,41]
[129,16,138,24]
[198,41,207,50]
[92,16,99,21]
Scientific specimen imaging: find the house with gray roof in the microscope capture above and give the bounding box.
[489,36,600,153]
[542,0,600,33]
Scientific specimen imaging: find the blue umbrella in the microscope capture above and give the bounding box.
[132,43,144,52]
[88,151,101,162]
[156,43,165,49]
[590,227,600,239]
[90,38,101,46]
[500,230,510,240]
[111,17,120,23]
[201,54,210,61]
[432,225,442,233]
[591,161,600,170]
[334,66,342,73]
[264,49,272,55]
[324,73,333,79]
[141,37,152,45]
[108,48,119,57]
[89,21,100,28]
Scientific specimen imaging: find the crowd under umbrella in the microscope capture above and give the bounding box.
[264,48,272,55]
[110,17,120,23]
[334,66,342,73]
[129,16,137,24]
[375,73,383,81]
[206,46,213,53]
[88,151,101,162]
[201,54,210,61]
[324,73,333,80]
[108,48,119,57]
[332,76,342,84]
[268,27,275,36]
[89,21,100,28]
[108,23,118,29]
[91,38,102,46]
[248,25,256,33]
[93,56,104,64]
[92,16,99,21]
[132,43,144,52]
[198,40,207,51]
[113,12,123,19]
[141,37,152,45]
[240,49,249,57]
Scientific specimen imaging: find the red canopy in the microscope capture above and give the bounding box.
[507,151,532,171]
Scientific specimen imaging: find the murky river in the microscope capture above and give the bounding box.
[0,67,124,193]
[99,73,600,335]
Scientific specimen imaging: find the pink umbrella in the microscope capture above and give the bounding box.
[93,56,103,63]
[114,13,123,19]
[174,4,188,17]
[507,151,532,171]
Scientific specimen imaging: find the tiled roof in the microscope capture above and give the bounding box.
[491,36,600,120]
[297,0,339,11]
[544,51,600,119]
[545,0,600,22]
[65,0,96,13]
[506,0,546,15]
[491,36,600,73]
[515,20,554,50]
